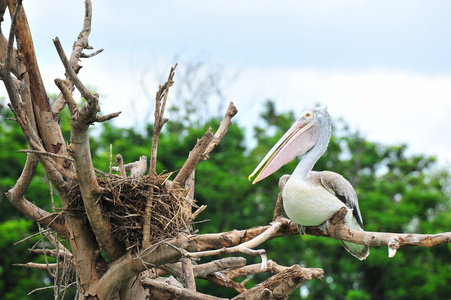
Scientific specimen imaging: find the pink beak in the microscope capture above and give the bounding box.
[249,117,319,184]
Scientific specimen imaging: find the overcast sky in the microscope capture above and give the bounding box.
[4,1,451,165]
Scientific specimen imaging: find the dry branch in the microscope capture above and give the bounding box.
[220,260,289,280]
[17,149,74,162]
[181,257,196,290]
[4,0,21,71]
[31,248,75,270]
[143,64,177,249]
[195,257,247,278]
[173,128,214,187]
[323,207,451,257]
[53,36,97,109]
[204,273,247,293]
[231,265,324,300]
[203,101,238,159]
[7,0,48,111]
[14,262,67,270]
[7,0,71,180]
[149,63,176,175]
[141,277,227,300]
[52,0,99,113]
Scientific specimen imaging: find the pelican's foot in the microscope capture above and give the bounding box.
[318,220,330,234]
[297,224,306,235]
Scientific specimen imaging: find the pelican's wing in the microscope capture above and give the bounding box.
[318,171,364,228]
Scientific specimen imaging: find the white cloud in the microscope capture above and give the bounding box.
[231,67,451,165]
[1,1,450,167]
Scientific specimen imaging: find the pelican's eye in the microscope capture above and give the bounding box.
[304,111,313,119]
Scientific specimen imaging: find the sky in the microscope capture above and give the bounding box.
[3,1,451,166]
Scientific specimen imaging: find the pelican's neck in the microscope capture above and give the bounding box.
[291,125,331,181]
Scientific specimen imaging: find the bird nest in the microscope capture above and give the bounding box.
[69,173,196,251]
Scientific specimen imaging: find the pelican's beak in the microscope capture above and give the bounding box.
[249,117,319,184]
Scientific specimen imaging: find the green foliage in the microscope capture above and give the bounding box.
[1,98,450,299]
[0,219,55,299]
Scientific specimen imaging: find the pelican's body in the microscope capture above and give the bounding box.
[283,172,347,226]
[249,108,369,260]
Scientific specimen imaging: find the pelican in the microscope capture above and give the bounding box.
[249,108,369,260]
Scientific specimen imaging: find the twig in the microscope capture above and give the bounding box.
[109,144,113,174]
[95,112,121,123]
[202,101,238,159]
[13,228,51,245]
[80,48,103,58]
[18,149,74,162]
[27,285,54,295]
[53,36,98,109]
[31,248,75,270]
[54,78,78,116]
[192,205,207,220]
[14,262,66,270]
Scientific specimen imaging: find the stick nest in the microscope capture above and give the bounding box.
[69,173,195,251]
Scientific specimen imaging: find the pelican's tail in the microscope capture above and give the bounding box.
[342,211,370,260]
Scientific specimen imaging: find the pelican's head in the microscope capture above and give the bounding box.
[249,107,331,184]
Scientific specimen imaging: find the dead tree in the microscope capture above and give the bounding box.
[1,1,450,299]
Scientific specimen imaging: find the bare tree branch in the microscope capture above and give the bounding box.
[173,128,214,188]
[231,265,324,300]
[148,64,177,176]
[204,273,248,293]
[220,259,290,279]
[31,248,75,270]
[54,27,124,262]
[53,36,98,110]
[202,101,238,159]
[141,277,227,300]
[17,149,74,162]
[4,0,21,71]
[13,262,67,270]
[195,257,247,278]
[181,257,196,290]
[6,0,71,179]
[323,207,451,257]
[141,64,177,250]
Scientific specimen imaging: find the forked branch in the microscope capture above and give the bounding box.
[143,64,177,248]
[149,63,177,175]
